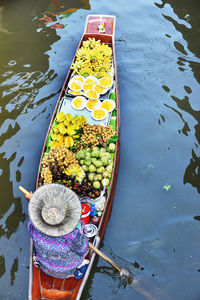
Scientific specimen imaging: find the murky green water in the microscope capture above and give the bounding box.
[1,0,200,299]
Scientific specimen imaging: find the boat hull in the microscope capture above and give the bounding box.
[28,15,120,300]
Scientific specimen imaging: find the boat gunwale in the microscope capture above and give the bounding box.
[29,16,120,300]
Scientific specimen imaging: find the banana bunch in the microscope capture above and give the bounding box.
[70,38,112,78]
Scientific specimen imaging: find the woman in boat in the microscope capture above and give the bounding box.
[25,184,89,279]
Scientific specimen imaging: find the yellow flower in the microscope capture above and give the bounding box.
[64,119,71,127]
[63,113,73,127]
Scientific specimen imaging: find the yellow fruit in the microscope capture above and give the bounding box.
[85,89,99,99]
[84,76,98,85]
[82,83,94,91]
[71,96,86,110]
[86,99,100,111]
[68,90,82,95]
[56,112,66,123]
[57,123,68,135]
[64,136,74,148]
[73,97,82,108]
[98,77,112,88]
[101,100,115,112]
[94,84,106,94]
[72,75,85,83]
[92,108,107,120]
[69,80,82,91]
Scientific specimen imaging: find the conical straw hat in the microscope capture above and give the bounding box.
[28,183,82,237]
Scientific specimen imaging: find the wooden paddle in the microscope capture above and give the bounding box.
[19,186,171,300]
[88,242,133,282]
[19,186,133,280]
[18,186,133,280]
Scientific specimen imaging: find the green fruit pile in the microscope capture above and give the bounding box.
[76,146,115,188]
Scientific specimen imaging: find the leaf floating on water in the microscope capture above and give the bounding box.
[163,183,171,191]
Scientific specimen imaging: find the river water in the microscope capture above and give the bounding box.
[0,0,200,299]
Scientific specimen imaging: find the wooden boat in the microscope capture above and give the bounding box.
[28,14,120,300]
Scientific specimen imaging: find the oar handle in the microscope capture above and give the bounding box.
[19,186,32,201]
[19,186,30,195]
[88,242,122,274]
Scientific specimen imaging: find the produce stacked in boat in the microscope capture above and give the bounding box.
[68,38,115,121]
[39,112,117,198]
[70,37,112,78]
[39,37,118,217]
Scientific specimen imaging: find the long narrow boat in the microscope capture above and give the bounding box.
[28,15,120,300]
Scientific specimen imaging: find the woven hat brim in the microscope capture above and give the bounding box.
[28,183,82,236]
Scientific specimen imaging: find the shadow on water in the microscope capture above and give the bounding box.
[0,152,26,239]
[155,0,200,193]
[0,0,90,298]
[84,243,172,300]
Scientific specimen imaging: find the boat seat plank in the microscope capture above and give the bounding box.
[41,288,72,299]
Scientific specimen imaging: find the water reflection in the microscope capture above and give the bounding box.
[0,152,26,239]
[0,255,6,279]
[156,0,200,194]
[10,257,18,286]
[0,0,90,296]
[38,0,90,32]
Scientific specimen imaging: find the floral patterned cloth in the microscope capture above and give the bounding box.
[28,220,88,278]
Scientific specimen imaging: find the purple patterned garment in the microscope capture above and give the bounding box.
[28,220,88,278]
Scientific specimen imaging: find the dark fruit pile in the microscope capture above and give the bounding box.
[65,178,103,199]
[39,165,102,199]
